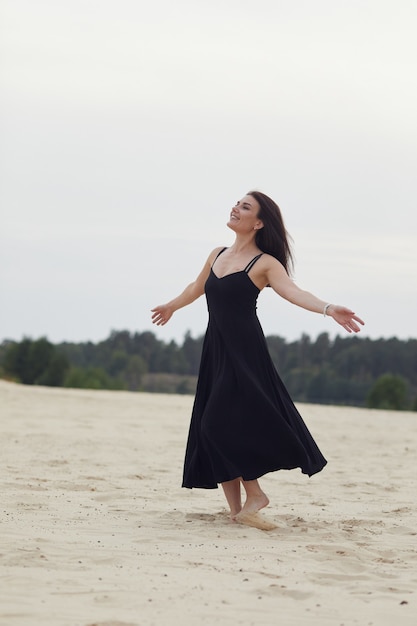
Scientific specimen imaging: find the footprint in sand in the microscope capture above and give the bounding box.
[234,512,278,531]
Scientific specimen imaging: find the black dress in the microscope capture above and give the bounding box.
[182,249,327,489]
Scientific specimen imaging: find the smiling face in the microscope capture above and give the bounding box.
[227,194,264,234]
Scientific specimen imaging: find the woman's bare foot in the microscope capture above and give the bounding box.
[230,506,242,518]
[231,493,269,524]
[226,503,242,522]
[230,480,276,529]
[238,491,269,517]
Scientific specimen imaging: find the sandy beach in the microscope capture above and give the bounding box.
[1,379,416,626]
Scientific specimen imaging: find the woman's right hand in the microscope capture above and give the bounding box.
[151,304,174,326]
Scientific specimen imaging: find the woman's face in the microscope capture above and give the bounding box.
[227,195,263,233]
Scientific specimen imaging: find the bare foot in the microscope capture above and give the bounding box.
[231,492,272,528]
[233,511,277,531]
[239,491,269,517]
[228,507,242,522]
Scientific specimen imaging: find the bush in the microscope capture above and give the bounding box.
[64,367,125,390]
[366,374,409,410]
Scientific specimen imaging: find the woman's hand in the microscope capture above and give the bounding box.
[328,305,365,333]
[151,304,174,326]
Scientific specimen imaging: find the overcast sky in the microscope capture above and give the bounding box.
[1,0,416,346]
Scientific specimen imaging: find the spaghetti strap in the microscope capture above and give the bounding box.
[244,253,263,273]
[212,247,227,267]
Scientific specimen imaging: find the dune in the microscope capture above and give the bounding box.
[1,379,416,626]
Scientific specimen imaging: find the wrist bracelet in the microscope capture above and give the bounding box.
[323,303,332,317]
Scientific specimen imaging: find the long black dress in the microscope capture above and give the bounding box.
[182,249,327,489]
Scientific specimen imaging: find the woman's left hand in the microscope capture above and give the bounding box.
[328,305,365,333]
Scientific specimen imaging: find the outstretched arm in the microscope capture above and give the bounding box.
[151,248,222,326]
[265,258,365,334]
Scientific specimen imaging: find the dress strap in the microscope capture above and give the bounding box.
[244,253,263,273]
[212,247,227,267]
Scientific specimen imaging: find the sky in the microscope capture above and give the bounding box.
[1,0,416,347]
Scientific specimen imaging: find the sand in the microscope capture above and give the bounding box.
[1,379,416,626]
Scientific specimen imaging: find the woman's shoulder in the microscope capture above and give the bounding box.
[207,246,228,263]
[258,252,283,266]
[257,252,288,276]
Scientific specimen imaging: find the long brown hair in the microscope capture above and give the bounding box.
[248,190,294,276]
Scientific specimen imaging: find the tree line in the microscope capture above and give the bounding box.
[1,330,416,411]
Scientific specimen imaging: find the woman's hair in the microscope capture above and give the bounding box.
[248,190,294,276]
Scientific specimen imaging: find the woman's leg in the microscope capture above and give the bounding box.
[221,478,242,518]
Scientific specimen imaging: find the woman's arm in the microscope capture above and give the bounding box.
[151,247,223,326]
[265,257,365,334]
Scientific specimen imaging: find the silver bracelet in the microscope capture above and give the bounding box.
[323,303,332,317]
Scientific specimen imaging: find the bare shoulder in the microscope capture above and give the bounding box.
[258,253,286,273]
[247,253,288,291]
[194,246,228,286]
[207,246,228,265]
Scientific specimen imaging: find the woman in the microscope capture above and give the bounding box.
[151,191,364,529]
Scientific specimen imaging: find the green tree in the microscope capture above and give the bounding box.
[182,331,204,375]
[37,351,70,386]
[311,332,330,364]
[366,374,409,410]
[64,367,125,390]
[3,337,69,386]
[109,350,129,376]
[123,355,147,391]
